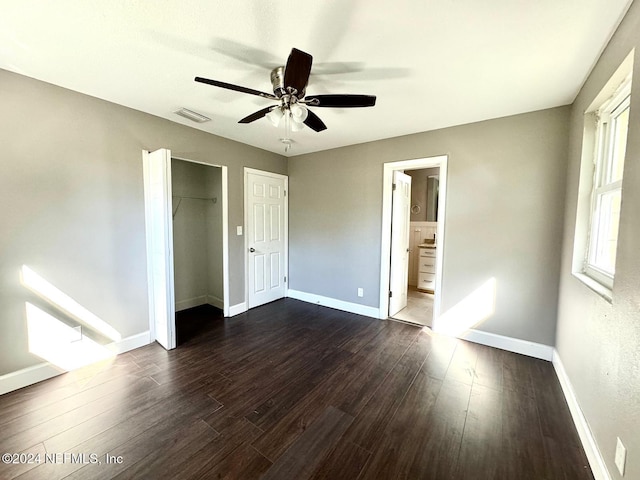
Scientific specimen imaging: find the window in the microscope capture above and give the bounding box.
[573,50,633,301]
[585,79,631,289]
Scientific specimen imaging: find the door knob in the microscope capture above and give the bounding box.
[249,247,255,252]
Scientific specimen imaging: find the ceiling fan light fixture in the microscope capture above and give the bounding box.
[266,107,284,126]
[291,117,305,132]
[290,103,308,123]
[195,47,374,141]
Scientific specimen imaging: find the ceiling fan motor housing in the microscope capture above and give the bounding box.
[270,67,286,97]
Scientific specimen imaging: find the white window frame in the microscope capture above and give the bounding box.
[584,83,630,289]
[572,50,634,302]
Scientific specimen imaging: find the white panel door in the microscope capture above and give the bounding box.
[142,149,176,350]
[389,171,412,317]
[246,170,287,309]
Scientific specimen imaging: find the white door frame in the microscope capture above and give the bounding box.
[143,149,230,350]
[379,155,448,323]
[244,167,288,310]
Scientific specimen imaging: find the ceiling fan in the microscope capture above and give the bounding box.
[195,48,376,134]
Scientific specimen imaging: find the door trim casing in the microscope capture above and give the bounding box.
[379,155,448,327]
[243,167,289,310]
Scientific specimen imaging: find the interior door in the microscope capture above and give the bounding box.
[142,148,176,350]
[246,169,287,309]
[389,171,412,317]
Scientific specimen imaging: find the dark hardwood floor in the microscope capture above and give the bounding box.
[0,299,593,479]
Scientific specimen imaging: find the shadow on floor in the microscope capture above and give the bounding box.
[175,304,224,346]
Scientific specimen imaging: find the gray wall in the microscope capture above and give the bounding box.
[288,106,570,345]
[556,1,640,478]
[0,69,286,375]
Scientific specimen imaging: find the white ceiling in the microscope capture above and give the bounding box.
[0,0,633,156]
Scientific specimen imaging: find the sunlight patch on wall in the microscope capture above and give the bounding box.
[26,303,115,371]
[433,277,496,336]
[21,265,121,342]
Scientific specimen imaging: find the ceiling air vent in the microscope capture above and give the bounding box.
[174,108,211,123]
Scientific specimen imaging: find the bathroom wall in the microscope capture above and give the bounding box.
[406,168,439,222]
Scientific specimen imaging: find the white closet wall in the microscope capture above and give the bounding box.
[205,166,224,308]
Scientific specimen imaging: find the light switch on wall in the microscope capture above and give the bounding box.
[236,226,242,235]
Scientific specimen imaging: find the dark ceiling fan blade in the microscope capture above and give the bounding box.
[195,77,277,100]
[238,106,274,124]
[303,110,327,132]
[283,48,313,96]
[305,94,376,108]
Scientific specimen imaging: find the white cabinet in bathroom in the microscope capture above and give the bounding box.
[417,246,436,293]
[408,222,437,286]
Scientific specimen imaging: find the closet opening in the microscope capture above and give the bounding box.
[171,159,225,346]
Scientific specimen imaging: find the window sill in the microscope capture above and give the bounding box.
[572,272,613,303]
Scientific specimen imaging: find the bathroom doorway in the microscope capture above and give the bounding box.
[379,156,447,327]
[393,167,439,326]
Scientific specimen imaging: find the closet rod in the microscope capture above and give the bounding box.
[172,195,217,201]
[172,196,217,218]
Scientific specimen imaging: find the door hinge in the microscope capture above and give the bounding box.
[284,190,287,196]
[389,291,393,298]
[392,183,396,191]
[284,276,287,283]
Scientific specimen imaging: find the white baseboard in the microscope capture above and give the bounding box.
[0,363,64,396]
[552,350,611,480]
[176,295,224,312]
[175,295,208,312]
[458,329,554,361]
[228,302,247,317]
[0,330,152,396]
[287,289,380,319]
[287,289,551,360]
[207,295,224,310]
[106,330,152,355]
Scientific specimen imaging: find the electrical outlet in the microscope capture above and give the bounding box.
[357,288,364,297]
[615,437,626,476]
